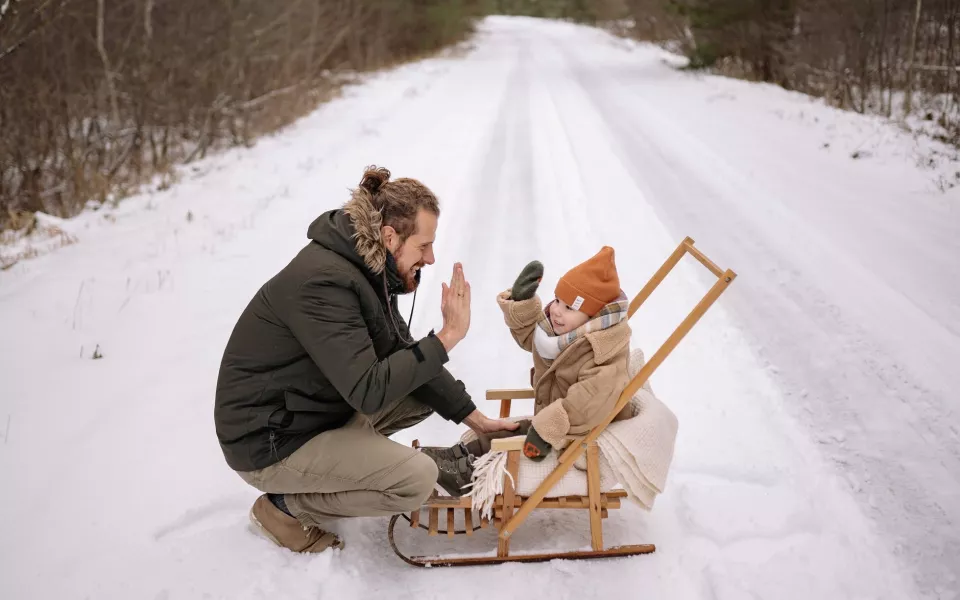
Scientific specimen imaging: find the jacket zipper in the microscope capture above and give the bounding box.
[269,431,280,463]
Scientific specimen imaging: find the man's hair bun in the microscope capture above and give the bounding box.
[359,165,390,194]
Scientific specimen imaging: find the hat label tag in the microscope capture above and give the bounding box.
[571,296,584,311]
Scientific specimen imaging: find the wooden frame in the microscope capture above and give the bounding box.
[388,237,736,567]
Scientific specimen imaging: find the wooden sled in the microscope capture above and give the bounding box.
[388,237,736,567]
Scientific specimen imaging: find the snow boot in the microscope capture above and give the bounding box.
[419,442,476,496]
[419,422,532,496]
[249,494,344,553]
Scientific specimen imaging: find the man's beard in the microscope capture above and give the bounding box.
[401,264,422,293]
[393,247,423,294]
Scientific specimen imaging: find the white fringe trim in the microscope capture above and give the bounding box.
[462,450,513,520]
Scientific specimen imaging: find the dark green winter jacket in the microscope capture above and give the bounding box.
[214,198,477,472]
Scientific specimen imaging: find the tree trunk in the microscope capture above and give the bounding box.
[904,0,923,116]
[96,0,121,128]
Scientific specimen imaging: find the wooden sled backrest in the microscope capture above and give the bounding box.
[615,236,735,427]
[497,237,737,542]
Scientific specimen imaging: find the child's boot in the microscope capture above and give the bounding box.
[419,442,475,496]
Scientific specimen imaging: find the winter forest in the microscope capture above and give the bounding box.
[1,0,958,236]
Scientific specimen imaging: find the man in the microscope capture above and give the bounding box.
[214,165,518,553]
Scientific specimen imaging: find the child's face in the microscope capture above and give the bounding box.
[548,298,590,334]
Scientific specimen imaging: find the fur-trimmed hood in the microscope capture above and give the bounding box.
[341,193,387,275]
[307,200,409,300]
[307,192,387,274]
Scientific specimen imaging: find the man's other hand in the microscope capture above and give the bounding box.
[463,409,521,434]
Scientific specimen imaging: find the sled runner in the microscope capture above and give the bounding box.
[388,237,736,567]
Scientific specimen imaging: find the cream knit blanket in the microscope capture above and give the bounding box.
[461,348,679,519]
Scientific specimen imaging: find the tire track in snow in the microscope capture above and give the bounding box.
[474,27,917,600]
[546,28,959,598]
[438,35,541,398]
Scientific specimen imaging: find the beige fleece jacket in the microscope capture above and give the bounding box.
[496,290,634,450]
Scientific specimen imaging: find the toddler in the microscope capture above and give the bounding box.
[498,245,634,461]
[421,246,634,495]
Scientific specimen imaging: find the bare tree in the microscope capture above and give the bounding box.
[1,0,482,231]
[617,0,959,141]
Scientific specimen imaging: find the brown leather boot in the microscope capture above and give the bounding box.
[248,494,344,553]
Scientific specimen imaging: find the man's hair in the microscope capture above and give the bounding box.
[353,165,440,243]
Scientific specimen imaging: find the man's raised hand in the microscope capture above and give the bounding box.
[438,263,471,352]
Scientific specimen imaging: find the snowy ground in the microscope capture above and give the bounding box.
[2,15,958,600]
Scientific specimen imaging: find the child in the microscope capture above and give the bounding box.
[420,246,633,496]
[498,246,634,461]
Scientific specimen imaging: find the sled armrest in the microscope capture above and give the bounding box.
[490,436,526,452]
[485,389,535,400]
[485,389,534,419]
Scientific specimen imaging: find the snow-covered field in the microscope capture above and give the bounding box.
[2,16,958,600]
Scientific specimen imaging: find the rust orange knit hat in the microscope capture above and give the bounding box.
[555,246,620,317]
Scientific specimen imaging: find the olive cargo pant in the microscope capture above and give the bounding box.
[236,397,438,529]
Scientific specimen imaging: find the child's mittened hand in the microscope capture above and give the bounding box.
[511,260,544,301]
[523,426,552,461]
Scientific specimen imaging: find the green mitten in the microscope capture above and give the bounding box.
[522,426,552,462]
[511,260,544,301]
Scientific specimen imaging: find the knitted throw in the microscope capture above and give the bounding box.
[534,292,629,361]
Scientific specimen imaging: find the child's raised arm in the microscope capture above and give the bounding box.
[495,261,545,353]
[496,291,542,352]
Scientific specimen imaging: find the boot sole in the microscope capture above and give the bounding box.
[435,481,473,497]
[435,482,456,496]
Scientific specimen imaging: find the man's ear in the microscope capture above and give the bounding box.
[381,225,399,253]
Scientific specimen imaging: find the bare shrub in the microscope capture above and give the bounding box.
[0,0,484,232]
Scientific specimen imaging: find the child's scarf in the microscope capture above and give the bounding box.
[534,292,630,361]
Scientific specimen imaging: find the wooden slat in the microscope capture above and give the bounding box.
[683,237,724,277]
[447,509,455,539]
[425,496,473,508]
[499,398,512,418]
[497,451,520,558]
[464,509,473,535]
[410,508,420,528]
[496,496,621,513]
[587,442,603,551]
[428,508,438,536]
[490,436,525,452]
[480,516,489,529]
[486,389,535,400]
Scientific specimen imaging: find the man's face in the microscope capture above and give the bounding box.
[386,209,437,293]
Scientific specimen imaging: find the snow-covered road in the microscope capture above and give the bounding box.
[2,16,957,600]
